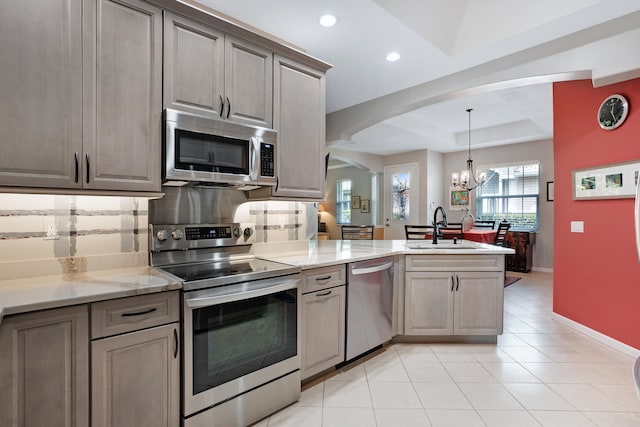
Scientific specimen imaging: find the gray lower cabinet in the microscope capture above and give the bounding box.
[250,55,327,201]
[301,265,346,379]
[163,12,273,128]
[90,291,180,427]
[404,255,504,336]
[0,0,162,193]
[91,324,179,427]
[0,305,90,427]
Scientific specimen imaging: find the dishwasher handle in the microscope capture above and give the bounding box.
[351,261,393,275]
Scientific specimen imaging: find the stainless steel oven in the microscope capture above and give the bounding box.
[150,223,301,427]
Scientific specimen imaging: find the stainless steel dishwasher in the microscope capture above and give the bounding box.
[346,257,394,360]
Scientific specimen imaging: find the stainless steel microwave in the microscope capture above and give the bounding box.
[163,109,277,189]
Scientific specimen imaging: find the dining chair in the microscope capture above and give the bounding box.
[341,225,374,240]
[439,222,464,239]
[493,221,511,246]
[404,225,435,240]
[474,220,496,229]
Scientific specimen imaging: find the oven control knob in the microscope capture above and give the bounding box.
[244,227,253,238]
[171,229,184,240]
[156,229,168,241]
[232,227,241,238]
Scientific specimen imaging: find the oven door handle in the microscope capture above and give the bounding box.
[185,278,299,308]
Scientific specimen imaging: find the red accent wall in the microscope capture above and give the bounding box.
[553,79,640,350]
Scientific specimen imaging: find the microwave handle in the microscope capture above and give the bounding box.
[250,136,258,180]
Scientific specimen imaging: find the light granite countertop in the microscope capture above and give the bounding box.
[253,239,514,269]
[0,239,513,324]
[0,266,181,324]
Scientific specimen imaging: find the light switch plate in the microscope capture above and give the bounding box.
[571,221,584,233]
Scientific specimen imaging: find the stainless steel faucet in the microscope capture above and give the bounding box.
[432,206,448,244]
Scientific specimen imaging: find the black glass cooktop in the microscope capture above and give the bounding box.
[160,258,299,291]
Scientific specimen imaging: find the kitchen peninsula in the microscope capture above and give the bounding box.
[0,238,512,426]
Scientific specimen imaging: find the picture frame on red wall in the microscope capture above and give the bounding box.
[572,160,640,200]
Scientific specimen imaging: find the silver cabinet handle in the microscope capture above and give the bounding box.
[226,97,231,119]
[219,95,225,118]
[315,275,332,281]
[315,290,332,297]
[456,274,460,291]
[450,274,454,292]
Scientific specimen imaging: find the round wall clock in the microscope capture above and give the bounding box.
[598,94,629,130]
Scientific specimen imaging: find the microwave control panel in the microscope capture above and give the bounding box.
[260,143,275,177]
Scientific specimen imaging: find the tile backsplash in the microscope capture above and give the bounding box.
[0,193,315,279]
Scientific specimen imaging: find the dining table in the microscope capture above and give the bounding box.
[463,228,498,244]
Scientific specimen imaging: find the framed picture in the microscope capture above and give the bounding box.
[449,189,470,210]
[361,199,370,213]
[351,195,361,209]
[546,181,554,202]
[572,160,640,200]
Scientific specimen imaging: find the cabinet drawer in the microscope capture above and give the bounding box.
[91,291,179,339]
[301,264,346,294]
[406,255,503,272]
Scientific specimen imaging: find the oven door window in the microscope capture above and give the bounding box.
[192,289,297,394]
[175,128,249,174]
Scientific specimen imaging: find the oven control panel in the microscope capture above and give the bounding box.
[150,223,255,252]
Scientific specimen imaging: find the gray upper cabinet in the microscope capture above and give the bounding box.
[0,305,89,427]
[0,0,162,193]
[83,0,162,192]
[251,55,326,200]
[164,12,273,128]
[0,0,83,189]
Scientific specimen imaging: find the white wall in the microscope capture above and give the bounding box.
[443,139,554,270]
[324,166,376,239]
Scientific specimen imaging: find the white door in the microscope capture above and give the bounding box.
[384,163,419,239]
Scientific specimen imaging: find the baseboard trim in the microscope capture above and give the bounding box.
[552,312,640,357]
[531,267,553,273]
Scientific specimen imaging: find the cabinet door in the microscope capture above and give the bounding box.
[271,55,326,200]
[83,0,162,192]
[302,286,346,379]
[454,272,504,335]
[92,323,179,427]
[0,0,83,189]
[0,305,89,427]
[224,36,273,128]
[163,12,225,117]
[404,272,454,335]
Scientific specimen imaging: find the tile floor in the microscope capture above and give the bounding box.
[254,271,640,427]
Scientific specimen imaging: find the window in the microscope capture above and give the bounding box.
[475,162,539,230]
[336,179,351,224]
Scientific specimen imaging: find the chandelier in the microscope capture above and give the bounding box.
[451,108,486,191]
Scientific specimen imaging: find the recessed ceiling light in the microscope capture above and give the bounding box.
[386,52,400,62]
[319,14,337,27]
